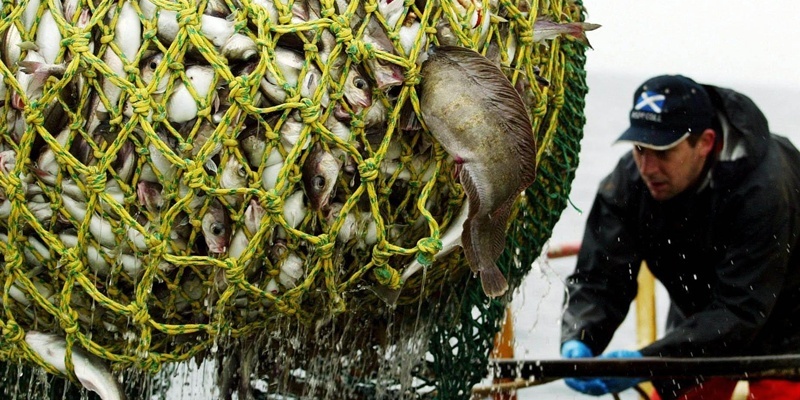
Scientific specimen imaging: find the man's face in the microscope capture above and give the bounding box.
[631,131,715,201]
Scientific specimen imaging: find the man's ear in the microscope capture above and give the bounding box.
[699,129,717,156]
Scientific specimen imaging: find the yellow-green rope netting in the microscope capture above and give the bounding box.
[0,0,588,396]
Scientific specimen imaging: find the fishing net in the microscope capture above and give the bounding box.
[0,0,587,397]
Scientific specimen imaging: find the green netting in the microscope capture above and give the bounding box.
[0,0,587,397]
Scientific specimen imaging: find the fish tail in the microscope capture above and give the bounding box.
[480,266,508,298]
[17,60,43,75]
[370,284,402,306]
[569,23,601,49]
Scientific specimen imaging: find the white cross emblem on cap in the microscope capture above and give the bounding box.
[635,92,666,113]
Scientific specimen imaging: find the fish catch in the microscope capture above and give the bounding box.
[419,45,538,298]
[0,0,590,393]
[25,331,126,400]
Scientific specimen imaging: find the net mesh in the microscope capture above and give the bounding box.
[0,0,587,397]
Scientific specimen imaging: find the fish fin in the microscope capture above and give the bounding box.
[17,41,39,51]
[399,101,423,132]
[480,266,509,298]
[580,22,602,32]
[482,201,514,259]
[473,205,512,297]
[568,23,601,49]
[17,60,42,75]
[370,284,402,307]
[460,165,512,298]
[458,169,482,273]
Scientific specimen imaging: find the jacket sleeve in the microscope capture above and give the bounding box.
[561,158,644,355]
[640,165,793,357]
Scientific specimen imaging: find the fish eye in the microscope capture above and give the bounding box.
[148,61,158,70]
[312,175,325,189]
[353,77,367,90]
[238,166,247,177]
[211,224,223,236]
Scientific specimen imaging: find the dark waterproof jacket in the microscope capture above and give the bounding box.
[561,86,800,365]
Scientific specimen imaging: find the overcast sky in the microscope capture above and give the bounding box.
[583,1,800,89]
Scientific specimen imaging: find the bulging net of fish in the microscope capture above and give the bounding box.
[0,0,588,397]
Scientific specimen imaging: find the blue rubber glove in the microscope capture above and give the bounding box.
[561,340,593,358]
[564,349,645,396]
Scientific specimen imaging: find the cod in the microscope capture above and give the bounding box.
[419,45,538,298]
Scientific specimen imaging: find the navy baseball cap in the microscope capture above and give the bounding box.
[616,75,716,150]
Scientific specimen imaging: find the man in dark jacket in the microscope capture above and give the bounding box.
[560,75,800,399]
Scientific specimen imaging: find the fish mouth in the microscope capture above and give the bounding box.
[351,94,373,112]
[208,242,228,254]
[376,71,404,91]
[11,93,24,110]
[311,194,330,211]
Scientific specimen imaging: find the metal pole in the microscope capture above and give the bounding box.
[490,355,800,380]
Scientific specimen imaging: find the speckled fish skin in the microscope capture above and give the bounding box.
[419,45,537,298]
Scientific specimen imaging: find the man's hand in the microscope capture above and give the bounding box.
[561,340,593,358]
[563,348,645,396]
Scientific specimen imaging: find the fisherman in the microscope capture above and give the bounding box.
[560,75,800,399]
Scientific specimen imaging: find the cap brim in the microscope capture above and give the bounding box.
[615,126,689,151]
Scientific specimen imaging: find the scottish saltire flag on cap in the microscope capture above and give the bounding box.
[634,91,666,113]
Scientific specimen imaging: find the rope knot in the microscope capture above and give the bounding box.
[532,101,547,117]
[372,265,401,289]
[2,321,23,343]
[123,64,139,75]
[99,29,114,44]
[2,178,25,203]
[371,243,392,267]
[403,68,421,87]
[357,158,379,182]
[24,109,44,126]
[349,116,365,129]
[227,77,249,106]
[131,304,151,326]
[224,258,244,284]
[142,26,158,41]
[415,237,442,266]
[552,92,565,107]
[330,15,353,44]
[60,312,80,335]
[518,26,534,45]
[177,8,202,32]
[86,167,107,194]
[182,165,207,189]
[298,98,321,124]
[314,234,334,258]
[131,90,154,116]
[277,13,292,25]
[261,190,283,215]
[346,41,370,63]
[65,257,86,277]
[303,43,318,54]
[63,31,92,54]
